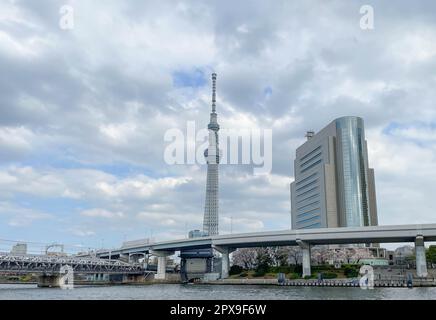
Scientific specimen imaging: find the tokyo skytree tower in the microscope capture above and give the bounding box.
[203,73,219,236]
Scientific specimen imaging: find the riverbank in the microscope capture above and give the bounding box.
[200,277,436,287]
[201,278,278,285]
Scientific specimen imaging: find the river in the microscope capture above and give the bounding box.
[0,284,435,300]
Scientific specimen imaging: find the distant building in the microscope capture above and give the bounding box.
[11,243,27,255]
[183,229,213,280]
[395,245,414,257]
[188,230,208,239]
[394,245,415,265]
[290,116,378,229]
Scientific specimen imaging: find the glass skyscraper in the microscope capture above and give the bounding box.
[290,116,378,230]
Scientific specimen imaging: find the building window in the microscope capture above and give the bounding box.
[300,152,322,169]
[300,146,321,162]
[300,159,322,173]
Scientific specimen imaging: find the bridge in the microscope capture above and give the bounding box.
[0,254,144,274]
[94,223,436,279]
[0,253,146,287]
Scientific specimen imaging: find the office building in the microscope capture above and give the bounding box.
[290,116,378,230]
[11,243,27,255]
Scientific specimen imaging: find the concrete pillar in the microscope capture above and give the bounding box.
[221,248,230,279]
[213,246,234,279]
[157,256,167,279]
[297,240,311,278]
[143,253,149,270]
[151,250,174,280]
[415,235,428,278]
[301,247,311,278]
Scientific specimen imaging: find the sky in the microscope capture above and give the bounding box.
[0,0,436,253]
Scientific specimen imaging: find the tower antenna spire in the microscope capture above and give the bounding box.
[211,73,217,113]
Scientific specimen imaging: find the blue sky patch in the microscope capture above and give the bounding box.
[264,86,273,98]
[172,68,207,88]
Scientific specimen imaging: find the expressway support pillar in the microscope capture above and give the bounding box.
[157,256,166,279]
[143,253,149,270]
[297,240,311,278]
[415,235,428,278]
[151,250,174,280]
[221,248,229,279]
[213,246,235,279]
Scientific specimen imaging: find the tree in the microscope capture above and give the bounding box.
[353,248,374,263]
[287,247,302,265]
[268,247,289,267]
[344,248,355,264]
[229,265,243,275]
[311,246,328,265]
[344,265,359,278]
[426,245,436,264]
[325,248,345,264]
[231,248,257,270]
[254,248,272,276]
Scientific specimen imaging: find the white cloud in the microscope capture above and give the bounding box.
[0,127,34,160]
[80,208,124,219]
[0,201,53,227]
[386,125,436,143]
[367,129,436,225]
[0,0,435,248]
[94,176,192,199]
[69,228,96,237]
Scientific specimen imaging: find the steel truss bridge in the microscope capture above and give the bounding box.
[0,254,145,275]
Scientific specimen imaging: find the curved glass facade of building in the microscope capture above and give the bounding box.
[335,116,371,227]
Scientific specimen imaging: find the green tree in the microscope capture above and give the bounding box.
[426,245,436,264]
[344,265,359,278]
[229,265,243,275]
[254,248,272,276]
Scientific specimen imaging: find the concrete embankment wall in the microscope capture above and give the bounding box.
[201,278,278,285]
[148,273,181,284]
[200,278,436,287]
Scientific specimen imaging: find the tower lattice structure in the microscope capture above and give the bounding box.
[203,73,220,236]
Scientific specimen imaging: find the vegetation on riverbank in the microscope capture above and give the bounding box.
[0,274,35,282]
[229,263,361,280]
[229,246,364,280]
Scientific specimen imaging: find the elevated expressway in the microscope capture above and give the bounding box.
[95,224,436,279]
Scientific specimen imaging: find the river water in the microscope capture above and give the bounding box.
[0,284,435,300]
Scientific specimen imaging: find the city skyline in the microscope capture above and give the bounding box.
[0,1,436,252]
